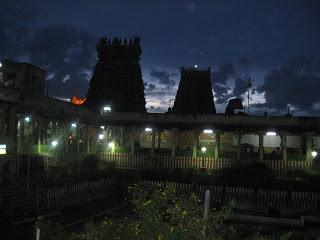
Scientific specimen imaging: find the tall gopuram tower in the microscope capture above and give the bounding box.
[85,36,146,113]
[172,67,216,114]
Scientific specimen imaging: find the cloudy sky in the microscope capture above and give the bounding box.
[1,0,320,116]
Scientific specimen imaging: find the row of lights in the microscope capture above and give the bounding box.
[20,115,318,157]
[144,128,277,136]
[23,118,279,137]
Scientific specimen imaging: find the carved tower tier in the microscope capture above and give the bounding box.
[172,67,216,114]
[85,37,146,113]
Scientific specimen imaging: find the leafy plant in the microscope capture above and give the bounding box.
[35,216,65,240]
[81,154,99,181]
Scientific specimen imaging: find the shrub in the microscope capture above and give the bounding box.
[215,161,272,187]
[35,186,293,240]
[284,167,313,181]
[81,154,98,181]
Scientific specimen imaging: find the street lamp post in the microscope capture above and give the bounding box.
[201,147,207,172]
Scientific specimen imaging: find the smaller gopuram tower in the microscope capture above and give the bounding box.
[85,36,146,113]
[172,67,216,114]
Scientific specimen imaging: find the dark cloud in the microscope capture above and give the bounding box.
[150,69,177,86]
[211,62,235,85]
[233,76,248,99]
[144,83,156,94]
[0,1,39,59]
[28,25,98,98]
[257,56,320,113]
[212,61,249,104]
[212,83,230,101]
[238,57,253,75]
[286,56,314,70]
[0,1,98,99]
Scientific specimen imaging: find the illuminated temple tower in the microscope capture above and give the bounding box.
[172,67,216,114]
[85,37,146,112]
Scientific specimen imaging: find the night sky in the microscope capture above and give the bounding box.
[1,0,320,116]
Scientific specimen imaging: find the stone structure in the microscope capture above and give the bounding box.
[172,67,216,114]
[85,37,146,113]
[1,57,320,183]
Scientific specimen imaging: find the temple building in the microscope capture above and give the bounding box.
[1,38,320,184]
[172,67,216,114]
[84,37,146,113]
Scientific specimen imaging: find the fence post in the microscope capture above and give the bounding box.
[203,190,210,240]
[25,197,28,218]
[47,189,50,212]
[36,228,40,240]
[36,189,39,213]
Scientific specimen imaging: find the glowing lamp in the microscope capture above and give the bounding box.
[71,123,76,127]
[195,65,198,68]
[103,106,111,111]
[108,142,114,147]
[201,147,207,153]
[100,126,105,130]
[99,134,104,140]
[267,132,276,136]
[0,144,6,154]
[203,129,213,134]
[25,117,30,122]
[145,128,152,132]
[52,141,58,147]
[312,151,317,158]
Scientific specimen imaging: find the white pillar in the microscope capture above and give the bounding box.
[157,130,161,149]
[119,127,125,146]
[17,115,25,154]
[37,119,42,154]
[171,129,179,157]
[131,128,136,154]
[306,133,313,162]
[193,130,200,157]
[214,131,221,158]
[236,131,241,160]
[151,128,156,156]
[86,126,90,153]
[281,134,287,161]
[259,132,264,161]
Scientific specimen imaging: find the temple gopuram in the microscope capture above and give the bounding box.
[84,37,146,113]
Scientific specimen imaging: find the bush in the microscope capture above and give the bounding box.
[81,154,98,181]
[215,161,272,187]
[284,167,313,181]
[35,186,293,240]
